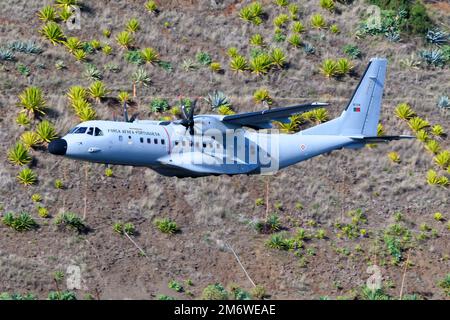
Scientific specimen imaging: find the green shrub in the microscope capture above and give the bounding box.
[40,22,65,45]
[149,98,169,113]
[239,2,264,25]
[54,212,86,232]
[395,103,415,120]
[310,14,326,29]
[126,18,140,33]
[36,120,57,143]
[3,212,37,231]
[434,150,450,168]
[48,291,77,300]
[196,51,212,65]
[201,284,229,300]
[125,50,144,65]
[320,0,335,11]
[168,280,184,292]
[18,86,46,117]
[343,44,361,59]
[230,55,248,72]
[141,47,159,64]
[154,218,179,234]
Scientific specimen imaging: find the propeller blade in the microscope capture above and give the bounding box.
[129,112,139,122]
[123,102,129,122]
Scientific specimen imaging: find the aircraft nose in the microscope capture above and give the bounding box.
[48,138,67,156]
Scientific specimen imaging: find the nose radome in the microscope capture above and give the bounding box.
[48,139,67,156]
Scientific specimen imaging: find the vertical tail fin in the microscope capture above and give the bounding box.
[301,58,387,136]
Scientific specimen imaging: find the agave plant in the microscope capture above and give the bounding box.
[38,5,57,22]
[426,170,443,186]
[18,87,46,117]
[217,105,235,115]
[394,103,415,120]
[227,47,239,58]
[8,41,42,55]
[320,59,337,78]
[17,168,37,186]
[131,68,151,97]
[76,105,97,121]
[250,34,264,46]
[416,130,428,142]
[399,54,421,70]
[309,108,329,124]
[288,34,302,48]
[204,91,231,109]
[102,45,112,55]
[426,29,449,47]
[336,58,354,76]
[303,43,315,55]
[126,18,140,33]
[71,98,91,114]
[59,5,73,22]
[250,54,272,75]
[292,21,305,34]
[274,0,289,6]
[20,131,41,150]
[408,117,430,132]
[434,150,450,169]
[182,59,197,71]
[425,140,441,155]
[36,120,57,143]
[230,55,248,72]
[55,0,78,7]
[40,22,65,45]
[84,64,102,81]
[8,143,32,166]
[64,37,83,54]
[310,14,326,29]
[419,49,445,67]
[330,24,340,34]
[343,44,361,59]
[0,48,15,61]
[67,86,87,102]
[141,47,159,64]
[253,88,272,104]
[116,31,134,49]
[210,62,222,73]
[16,113,31,127]
[239,2,264,25]
[431,124,445,137]
[320,0,335,11]
[437,95,449,110]
[73,49,86,62]
[145,0,158,13]
[273,14,290,28]
[270,48,286,68]
[118,91,130,104]
[89,81,108,102]
[277,115,302,134]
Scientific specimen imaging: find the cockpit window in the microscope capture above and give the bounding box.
[74,127,87,134]
[68,127,79,134]
[87,127,94,135]
[94,127,103,136]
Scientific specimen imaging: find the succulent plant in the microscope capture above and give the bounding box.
[0,48,15,61]
[426,29,449,47]
[419,49,445,67]
[437,95,449,110]
[204,91,231,110]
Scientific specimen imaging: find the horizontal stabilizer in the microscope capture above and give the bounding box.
[350,135,415,143]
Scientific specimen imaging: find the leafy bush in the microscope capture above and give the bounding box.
[84,64,102,81]
[201,284,229,300]
[154,218,179,234]
[270,48,286,68]
[8,143,31,166]
[38,5,57,22]
[431,125,444,137]
[145,0,158,13]
[434,150,450,169]
[2,212,37,231]
[54,212,86,233]
[388,151,401,163]
[343,44,361,59]
[116,31,134,49]
[149,98,169,113]
[168,280,184,292]
[64,37,83,54]
[408,117,429,132]
[292,21,305,33]
[48,291,77,300]
[336,58,354,75]
[196,51,212,65]
[249,54,272,75]
[253,88,272,104]
[37,206,49,218]
[320,59,337,78]
[20,131,41,150]
[273,14,290,28]
[250,34,264,46]
[288,34,302,47]
[438,274,450,296]
[426,170,448,187]
[425,140,441,155]
[125,50,144,65]
[320,0,335,11]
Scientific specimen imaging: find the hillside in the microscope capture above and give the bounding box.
[0,0,449,300]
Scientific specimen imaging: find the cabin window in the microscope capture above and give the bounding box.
[140,137,144,143]
[94,127,103,136]
[175,141,179,146]
[203,143,206,148]
[161,139,165,145]
[211,136,215,140]
[147,138,151,144]
[119,136,123,142]
[87,127,94,135]
[128,136,132,140]
[154,138,158,144]
[74,127,87,134]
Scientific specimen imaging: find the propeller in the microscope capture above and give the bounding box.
[123,101,129,122]
[178,98,197,135]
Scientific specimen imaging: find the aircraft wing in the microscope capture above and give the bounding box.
[221,102,329,129]
[349,135,415,143]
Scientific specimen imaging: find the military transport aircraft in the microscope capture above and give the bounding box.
[49,58,413,177]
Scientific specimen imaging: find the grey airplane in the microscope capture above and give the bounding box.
[49,58,413,177]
